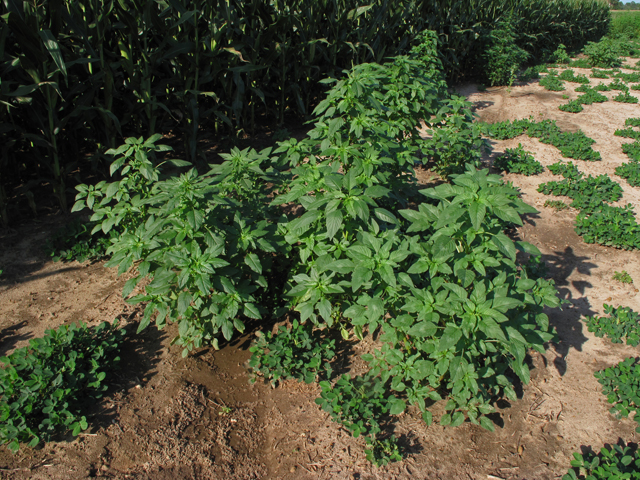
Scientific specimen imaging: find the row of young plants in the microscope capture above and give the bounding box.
[562,302,640,479]
[482,118,640,250]
[65,31,564,464]
[615,118,640,189]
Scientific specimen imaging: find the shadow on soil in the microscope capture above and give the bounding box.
[0,320,33,357]
[544,245,598,375]
[84,321,168,433]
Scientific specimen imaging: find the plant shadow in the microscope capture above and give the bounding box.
[0,321,33,357]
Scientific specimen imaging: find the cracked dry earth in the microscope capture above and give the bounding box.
[1,60,640,479]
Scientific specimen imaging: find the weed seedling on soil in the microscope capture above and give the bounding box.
[613,271,634,285]
[248,320,335,386]
[586,304,640,346]
[0,322,125,452]
[44,219,114,262]
[493,144,544,175]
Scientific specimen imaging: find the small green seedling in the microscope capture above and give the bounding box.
[613,271,633,284]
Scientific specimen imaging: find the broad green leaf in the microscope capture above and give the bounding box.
[326,209,343,239]
[245,253,262,274]
[439,325,462,351]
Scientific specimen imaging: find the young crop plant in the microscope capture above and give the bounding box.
[615,72,640,83]
[538,161,623,213]
[593,82,612,91]
[0,321,125,452]
[559,100,583,113]
[558,69,590,84]
[482,118,601,161]
[248,320,335,386]
[575,203,640,250]
[563,442,640,480]
[615,160,640,187]
[626,118,640,128]
[594,357,640,433]
[539,74,565,91]
[614,91,639,103]
[632,84,640,91]
[590,69,610,79]
[586,304,640,346]
[613,271,634,285]
[609,78,630,91]
[577,88,608,105]
[493,144,544,175]
[615,127,640,140]
[622,141,640,161]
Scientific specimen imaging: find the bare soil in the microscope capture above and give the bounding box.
[1,60,640,480]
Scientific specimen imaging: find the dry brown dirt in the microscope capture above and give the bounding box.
[1,60,640,480]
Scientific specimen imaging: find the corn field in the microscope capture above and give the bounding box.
[0,0,609,227]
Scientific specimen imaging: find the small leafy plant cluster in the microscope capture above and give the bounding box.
[575,203,640,250]
[558,69,590,84]
[552,44,571,64]
[0,322,125,452]
[248,320,335,385]
[568,58,591,69]
[44,219,114,263]
[563,442,640,480]
[539,74,565,91]
[594,357,640,433]
[609,78,630,91]
[482,118,601,161]
[538,161,623,212]
[613,270,634,285]
[615,72,640,83]
[614,91,639,103]
[593,82,612,91]
[585,304,640,346]
[616,118,640,187]
[316,373,404,466]
[574,85,609,104]
[493,144,544,175]
[590,69,610,79]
